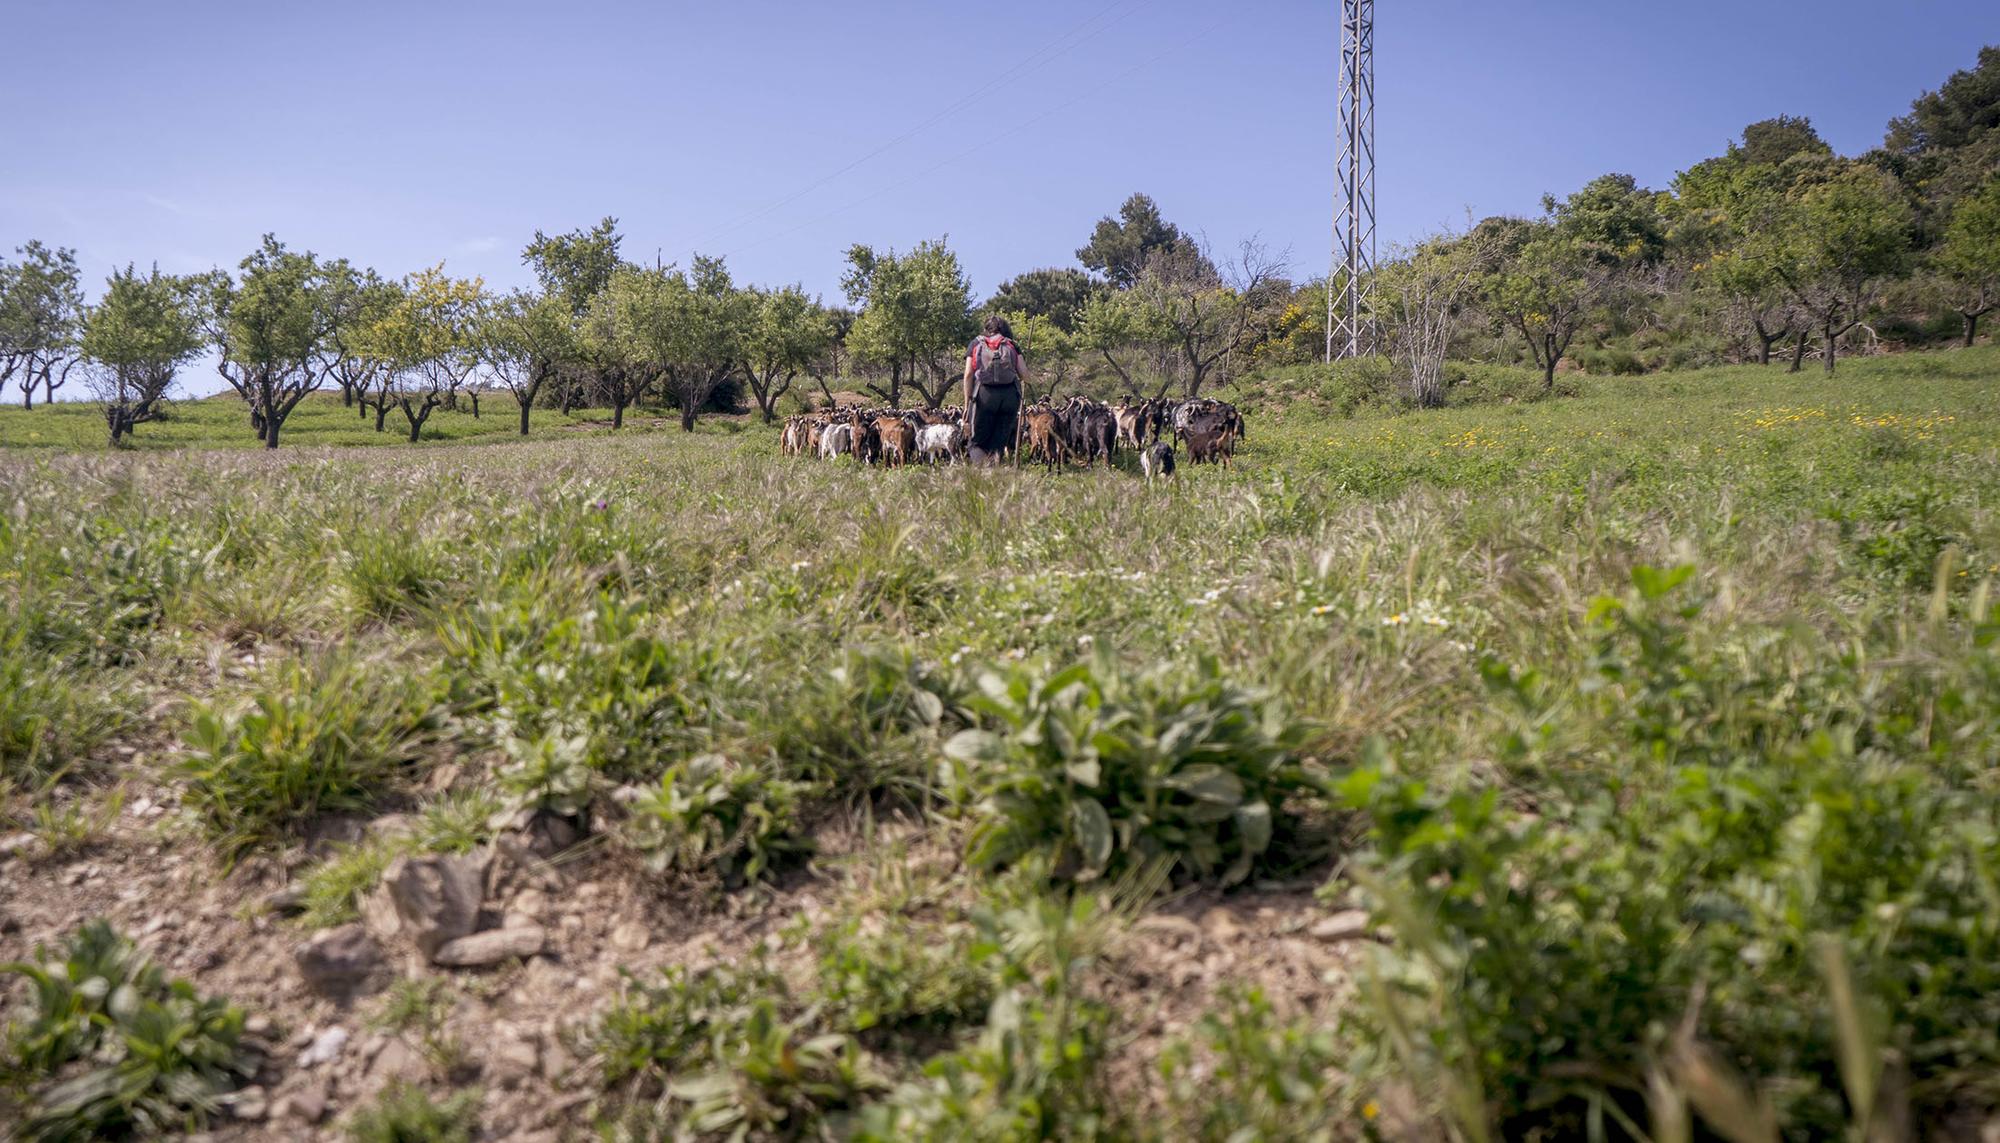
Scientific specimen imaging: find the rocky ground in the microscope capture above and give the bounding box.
[2,776,1376,1141]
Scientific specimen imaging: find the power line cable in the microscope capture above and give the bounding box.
[722,9,1234,266]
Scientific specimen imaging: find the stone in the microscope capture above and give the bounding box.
[383,853,487,959]
[433,924,546,967]
[297,1026,349,1068]
[230,1085,268,1120]
[609,921,650,952]
[360,885,404,944]
[264,883,308,916]
[1307,910,1372,943]
[1199,907,1242,941]
[368,813,417,840]
[504,808,584,860]
[294,925,388,999]
[276,1076,330,1124]
[1135,914,1202,941]
[488,1026,541,1087]
[364,1037,429,1091]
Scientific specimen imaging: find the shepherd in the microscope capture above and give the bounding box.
[961,316,1028,466]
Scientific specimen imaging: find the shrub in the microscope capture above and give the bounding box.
[1827,482,1963,588]
[179,653,447,858]
[1,921,254,1139]
[942,656,1322,886]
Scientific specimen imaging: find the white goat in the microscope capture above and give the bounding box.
[915,423,964,465]
[819,422,854,460]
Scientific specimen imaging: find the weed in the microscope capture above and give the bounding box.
[0,920,254,1139]
[620,753,814,885]
[943,656,1321,885]
[343,1081,479,1143]
[179,652,446,858]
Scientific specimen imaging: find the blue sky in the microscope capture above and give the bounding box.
[2,0,1993,326]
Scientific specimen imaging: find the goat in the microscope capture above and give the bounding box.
[874,415,917,467]
[916,422,965,464]
[1016,404,1066,469]
[819,422,854,460]
[1141,440,1176,481]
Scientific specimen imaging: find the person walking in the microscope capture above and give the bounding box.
[961,316,1027,465]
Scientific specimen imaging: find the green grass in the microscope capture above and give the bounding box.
[6,346,2000,1139]
[0,389,754,452]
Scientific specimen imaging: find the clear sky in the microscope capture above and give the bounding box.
[2,0,1994,332]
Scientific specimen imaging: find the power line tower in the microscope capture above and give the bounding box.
[1326,0,1376,362]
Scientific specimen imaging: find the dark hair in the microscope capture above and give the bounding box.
[983,315,1014,339]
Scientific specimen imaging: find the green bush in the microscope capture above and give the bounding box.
[179,653,447,857]
[1,921,254,1139]
[942,656,1321,886]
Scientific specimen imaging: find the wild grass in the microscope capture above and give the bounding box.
[4,347,2000,1137]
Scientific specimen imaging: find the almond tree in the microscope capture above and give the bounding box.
[1754,164,1912,374]
[317,261,397,413]
[208,235,340,449]
[479,290,574,435]
[366,266,486,442]
[613,257,749,432]
[1131,238,1289,399]
[1485,223,1613,391]
[843,239,973,409]
[741,284,831,423]
[0,241,84,410]
[1378,229,1496,407]
[80,265,207,445]
[1937,174,2000,346]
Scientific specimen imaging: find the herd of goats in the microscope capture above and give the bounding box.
[778,396,1246,475]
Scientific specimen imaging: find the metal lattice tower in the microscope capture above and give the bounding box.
[1326,0,1376,362]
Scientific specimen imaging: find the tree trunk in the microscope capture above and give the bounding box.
[1965,311,1981,348]
[1823,322,1838,375]
[469,391,480,419]
[263,416,280,449]
[612,400,626,430]
[1753,319,1784,366]
[681,404,698,432]
[374,402,389,432]
[20,386,31,411]
[518,401,532,436]
[1788,331,1808,374]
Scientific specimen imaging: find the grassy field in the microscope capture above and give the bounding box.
[0,389,769,452]
[3,347,2000,1140]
